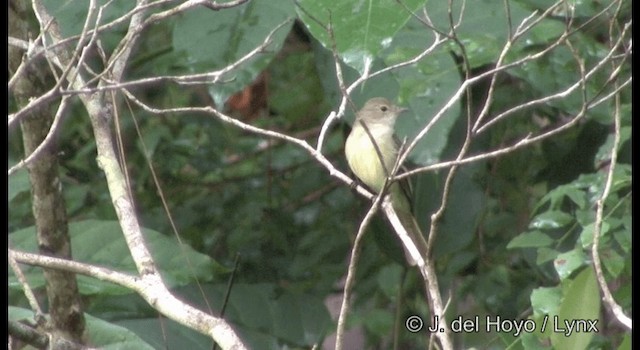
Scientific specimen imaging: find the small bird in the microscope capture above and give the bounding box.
[344,97,429,266]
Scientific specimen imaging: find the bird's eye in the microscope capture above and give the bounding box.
[380,105,388,112]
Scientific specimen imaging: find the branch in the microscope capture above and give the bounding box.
[590,76,632,331]
[9,249,247,348]
[8,96,70,176]
[314,17,446,153]
[121,88,375,200]
[8,249,44,319]
[335,191,386,350]
[394,17,630,171]
[23,1,249,348]
[471,0,569,132]
[395,30,631,182]
[381,199,452,350]
[314,11,352,153]
[475,19,631,134]
[58,19,291,95]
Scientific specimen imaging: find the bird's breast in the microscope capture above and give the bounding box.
[345,125,398,193]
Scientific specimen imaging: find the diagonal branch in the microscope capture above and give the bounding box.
[590,80,631,331]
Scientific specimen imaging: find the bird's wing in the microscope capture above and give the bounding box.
[393,135,414,210]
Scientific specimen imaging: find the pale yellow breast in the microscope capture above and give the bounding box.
[345,122,398,193]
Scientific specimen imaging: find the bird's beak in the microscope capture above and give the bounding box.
[396,106,409,115]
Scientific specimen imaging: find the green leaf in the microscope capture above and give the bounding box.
[529,211,574,229]
[268,52,330,125]
[9,306,155,349]
[594,126,632,167]
[530,286,561,317]
[8,168,30,202]
[613,227,631,254]
[363,308,395,335]
[8,220,228,295]
[430,166,485,256]
[551,267,600,350]
[507,230,554,249]
[520,17,567,44]
[376,263,404,299]
[391,43,461,165]
[579,222,610,248]
[114,317,209,350]
[173,0,295,106]
[553,249,587,280]
[42,0,133,48]
[296,0,427,74]
[219,283,331,347]
[611,165,632,192]
[428,0,534,68]
[617,332,631,350]
[536,247,559,265]
[601,247,625,278]
[532,183,587,214]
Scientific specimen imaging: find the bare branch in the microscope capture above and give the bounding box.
[19,2,251,348]
[335,191,386,350]
[8,250,44,319]
[471,1,569,133]
[9,0,100,127]
[590,1,632,328]
[475,20,630,134]
[8,96,70,176]
[58,19,291,95]
[590,91,631,330]
[315,13,352,153]
[314,0,447,153]
[382,200,452,350]
[105,0,149,83]
[194,0,250,11]
[392,18,631,178]
[9,249,247,348]
[121,87,374,199]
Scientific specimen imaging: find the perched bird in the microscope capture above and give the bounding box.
[345,97,429,265]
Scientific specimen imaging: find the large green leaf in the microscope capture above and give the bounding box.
[9,220,227,295]
[8,168,30,203]
[530,286,562,317]
[296,0,427,74]
[115,317,211,350]
[529,211,574,229]
[415,164,485,257]
[551,267,600,350]
[507,230,554,249]
[172,283,333,348]
[42,0,133,50]
[427,0,534,68]
[527,267,601,349]
[172,0,295,106]
[553,248,587,280]
[9,306,155,349]
[388,21,461,165]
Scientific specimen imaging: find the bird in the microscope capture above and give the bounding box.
[344,97,429,265]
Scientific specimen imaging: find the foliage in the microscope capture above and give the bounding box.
[8,0,630,348]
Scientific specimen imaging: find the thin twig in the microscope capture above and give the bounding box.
[22,1,249,348]
[8,96,70,176]
[316,11,352,153]
[335,191,386,350]
[590,0,632,330]
[8,249,44,320]
[59,19,291,95]
[393,20,631,180]
[120,88,375,200]
[590,92,631,331]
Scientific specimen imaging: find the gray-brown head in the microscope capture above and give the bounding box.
[356,97,407,125]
